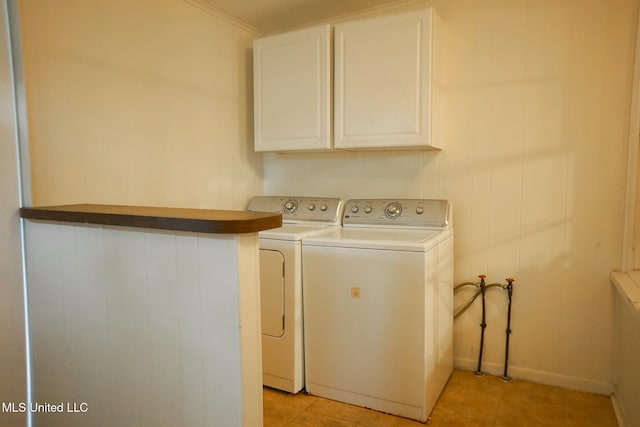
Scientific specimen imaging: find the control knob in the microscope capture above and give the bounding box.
[416,207,424,215]
[320,204,328,211]
[364,206,373,214]
[351,205,359,213]
[308,204,316,211]
[385,202,402,219]
[284,200,298,214]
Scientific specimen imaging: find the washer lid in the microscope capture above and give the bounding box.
[259,224,341,241]
[302,227,452,251]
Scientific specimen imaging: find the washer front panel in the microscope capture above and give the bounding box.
[302,234,454,421]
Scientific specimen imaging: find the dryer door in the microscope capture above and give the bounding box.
[260,249,285,337]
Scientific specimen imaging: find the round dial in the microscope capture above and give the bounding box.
[364,206,373,214]
[283,200,298,214]
[416,207,424,214]
[351,205,359,213]
[308,204,316,211]
[320,204,328,211]
[385,202,402,219]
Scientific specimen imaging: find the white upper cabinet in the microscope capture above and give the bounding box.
[252,8,440,152]
[253,25,332,152]
[334,10,436,149]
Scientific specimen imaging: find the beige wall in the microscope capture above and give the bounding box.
[19,0,262,209]
[264,0,638,393]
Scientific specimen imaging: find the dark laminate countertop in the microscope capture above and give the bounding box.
[20,204,282,234]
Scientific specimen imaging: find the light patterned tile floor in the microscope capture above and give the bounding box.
[263,370,618,426]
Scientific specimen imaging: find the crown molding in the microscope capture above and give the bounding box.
[183,0,263,36]
[264,0,430,36]
[329,0,430,24]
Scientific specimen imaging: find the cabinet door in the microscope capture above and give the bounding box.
[253,25,331,151]
[334,10,433,149]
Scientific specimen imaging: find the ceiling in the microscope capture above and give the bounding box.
[198,0,420,34]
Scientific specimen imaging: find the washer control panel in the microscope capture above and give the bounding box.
[343,199,450,228]
[247,196,344,224]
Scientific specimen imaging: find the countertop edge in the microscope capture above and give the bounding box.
[20,204,282,234]
[611,271,640,322]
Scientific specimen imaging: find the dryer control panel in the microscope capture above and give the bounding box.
[343,199,450,229]
[247,196,344,225]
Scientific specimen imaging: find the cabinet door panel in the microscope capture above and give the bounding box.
[254,25,331,151]
[335,10,432,149]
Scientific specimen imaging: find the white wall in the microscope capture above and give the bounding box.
[18,0,263,209]
[264,0,639,393]
[0,1,27,426]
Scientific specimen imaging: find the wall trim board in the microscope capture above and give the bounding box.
[6,0,30,207]
[1,1,30,426]
[183,0,262,36]
[611,392,630,427]
[454,357,614,396]
[621,2,640,272]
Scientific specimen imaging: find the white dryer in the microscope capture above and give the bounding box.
[302,199,453,422]
[247,196,344,393]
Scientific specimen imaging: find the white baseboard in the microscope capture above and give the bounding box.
[610,392,629,427]
[454,357,614,396]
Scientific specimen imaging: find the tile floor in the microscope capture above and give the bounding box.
[263,370,618,426]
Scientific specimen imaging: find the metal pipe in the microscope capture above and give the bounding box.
[454,288,482,318]
[454,282,504,318]
[454,279,480,318]
[454,281,478,290]
[454,275,514,378]
[502,278,515,381]
[475,275,487,376]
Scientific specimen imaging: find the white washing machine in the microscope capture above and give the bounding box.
[247,196,344,393]
[302,199,454,422]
